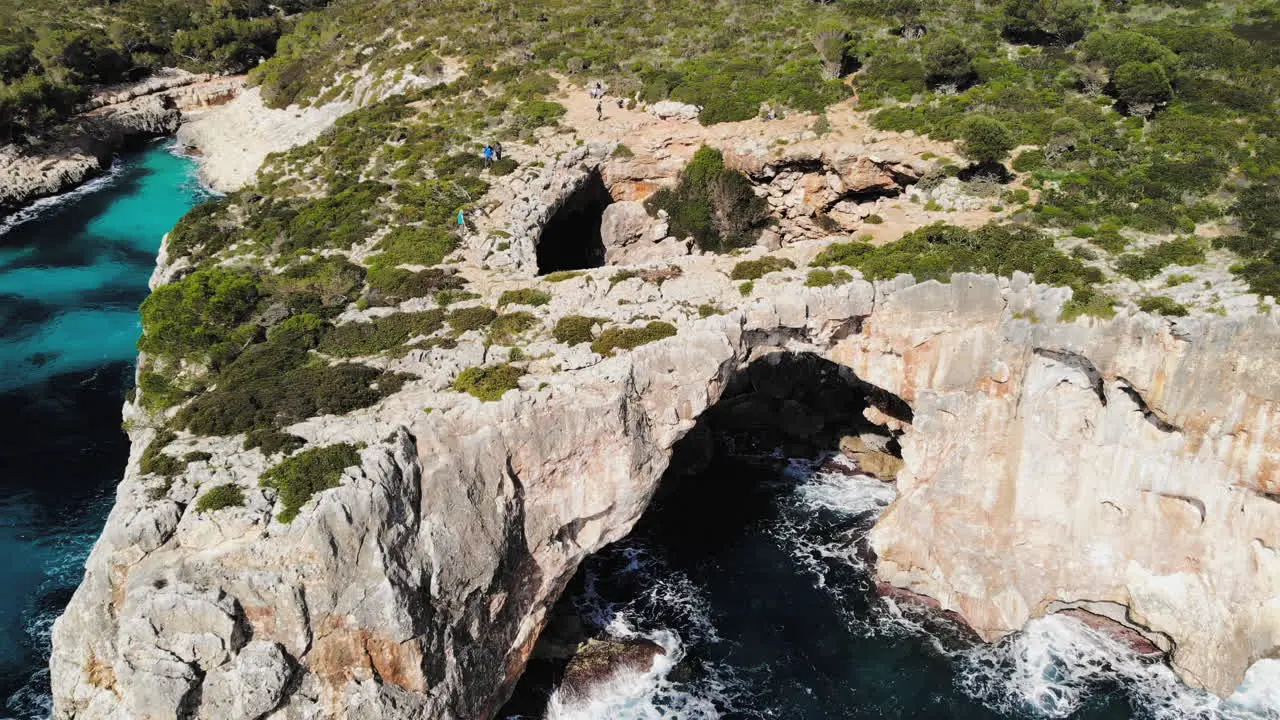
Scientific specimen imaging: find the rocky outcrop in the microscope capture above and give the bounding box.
[0,70,241,218]
[50,261,1280,717]
[556,638,667,702]
[848,276,1280,697]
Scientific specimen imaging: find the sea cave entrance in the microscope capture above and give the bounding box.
[498,353,958,720]
[536,169,611,275]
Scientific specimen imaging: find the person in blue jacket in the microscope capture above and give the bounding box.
[482,144,494,167]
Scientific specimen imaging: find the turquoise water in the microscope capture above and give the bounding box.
[0,143,208,718]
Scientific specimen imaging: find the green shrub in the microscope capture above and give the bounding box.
[447,306,498,333]
[553,315,600,345]
[244,428,306,456]
[959,115,1016,166]
[1001,0,1091,44]
[923,35,976,88]
[260,443,362,522]
[739,281,754,296]
[813,223,1103,299]
[1061,292,1118,320]
[865,214,884,224]
[138,267,261,362]
[489,312,538,343]
[184,451,213,463]
[1080,30,1178,72]
[1114,238,1206,280]
[490,157,519,175]
[452,364,525,401]
[318,310,444,356]
[1137,295,1190,316]
[140,429,183,477]
[366,266,464,304]
[805,268,854,287]
[590,322,678,355]
[195,484,246,513]
[698,303,725,317]
[498,288,551,307]
[368,225,457,267]
[731,256,796,280]
[1012,149,1045,173]
[1113,62,1172,110]
[644,147,769,253]
[1090,229,1127,254]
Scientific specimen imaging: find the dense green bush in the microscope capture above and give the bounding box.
[365,266,463,305]
[959,115,1016,166]
[318,310,444,357]
[644,147,770,253]
[139,429,183,477]
[1079,30,1178,73]
[368,225,457,267]
[244,428,307,456]
[452,364,525,401]
[924,36,976,89]
[138,267,261,363]
[195,484,246,513]
[590,322,678,355]
[446,306,498,333]
[553,315,599,345]
[813,223,1109,312]
[1137,295,1190,316]
[1112,61,1172,111]
[1001,0,1091,44]
[1114,238,1206,280]
[489,312,538,343]
[260,443,361,522]
[731,256,796,280]
[805,268,854,287]
[498,288,551,307]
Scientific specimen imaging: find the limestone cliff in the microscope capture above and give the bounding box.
[49,254,1280,716]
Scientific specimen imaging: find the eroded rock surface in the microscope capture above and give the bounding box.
[50,261,1280,717]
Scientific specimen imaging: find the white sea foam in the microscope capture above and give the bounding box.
[0,161,125,237]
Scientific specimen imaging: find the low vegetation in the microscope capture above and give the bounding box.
[553,315,600,346]
[452,364,525,401]
[195,485,246,513]
[815,222,1114,317]
[260,443,362,523]
[1137,295,1190,317]
[805,268,854,287]
[590,322,678,356]
[498,288,552,307]
[447,306,498,334]
[732,256,796,281]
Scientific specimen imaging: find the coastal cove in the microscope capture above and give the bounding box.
[0,143,208,718]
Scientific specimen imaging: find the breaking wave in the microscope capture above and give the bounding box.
[532,455,1280,720]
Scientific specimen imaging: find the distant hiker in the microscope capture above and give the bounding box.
[596,101,603,121]
[457,209,465,226]
[494,142,503,161]
[617,98,624,109]
[482,144,494,167]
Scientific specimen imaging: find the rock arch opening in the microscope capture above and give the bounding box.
[536,169,611,275]
[501,351,924,718]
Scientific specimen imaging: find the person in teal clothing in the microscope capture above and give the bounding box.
[457,209,465,226]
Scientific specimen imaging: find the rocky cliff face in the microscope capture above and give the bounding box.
[852,276,1280,697]
[49,248,1280,717]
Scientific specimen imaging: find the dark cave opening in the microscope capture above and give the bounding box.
[499,352,918,719]
[536,169,611,275]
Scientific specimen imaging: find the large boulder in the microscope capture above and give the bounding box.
[600,200,687,264]
[556,638,667,702]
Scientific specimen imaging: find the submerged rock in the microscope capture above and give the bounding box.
[558,638,667,702]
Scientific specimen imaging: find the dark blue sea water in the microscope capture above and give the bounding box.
[0,143,208,719]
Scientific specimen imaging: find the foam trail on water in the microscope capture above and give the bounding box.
[954,611,1278,720]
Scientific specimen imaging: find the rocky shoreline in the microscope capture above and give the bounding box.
[0,70,242,220]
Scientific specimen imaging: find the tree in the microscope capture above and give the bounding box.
[1112,61,1172,115]
[172,17,281,73]
[1002,0,1092,44]
[959,115,1016,166]
[32,28,129,85]
[923,35,975,89]
[812,26,852,79]
[1079,30,1177,72]
[1232,179,1280,241]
